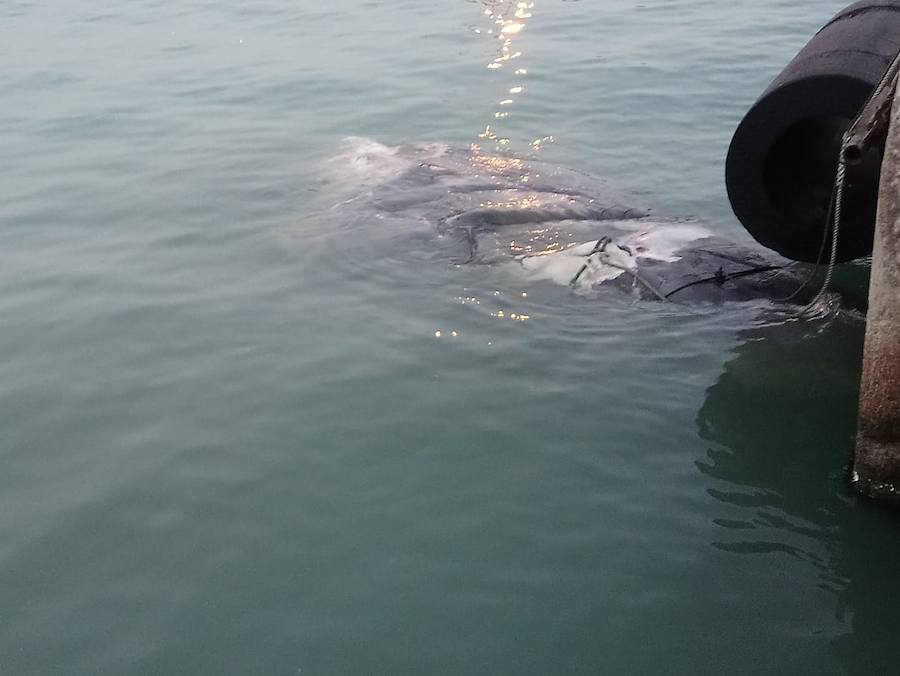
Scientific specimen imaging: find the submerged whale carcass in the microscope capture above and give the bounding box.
[331,139,821,304]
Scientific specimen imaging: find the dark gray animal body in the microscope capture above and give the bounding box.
[335,140,816,304]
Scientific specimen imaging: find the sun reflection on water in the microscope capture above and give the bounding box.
[475,1,540,151]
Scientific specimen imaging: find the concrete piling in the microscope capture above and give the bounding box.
[853,81,900,500]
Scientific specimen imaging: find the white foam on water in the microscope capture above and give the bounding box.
[327,137,410,186]
[409,141,451,158]
[329,137,451,183]
[323,138,453,209]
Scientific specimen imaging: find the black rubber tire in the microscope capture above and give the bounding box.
[726,1,900,262]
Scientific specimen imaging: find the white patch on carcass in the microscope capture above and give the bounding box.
[518,222,715,293]
[620,222,714,262]
[519,240,634,293]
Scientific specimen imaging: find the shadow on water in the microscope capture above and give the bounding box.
[696,308,900,673]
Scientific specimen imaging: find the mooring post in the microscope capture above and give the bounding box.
[853,79,900,500]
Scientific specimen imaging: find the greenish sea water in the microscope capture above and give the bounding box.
[3,1,899,674]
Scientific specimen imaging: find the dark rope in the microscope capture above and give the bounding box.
[569,236,611,286]
[663,264,784,299]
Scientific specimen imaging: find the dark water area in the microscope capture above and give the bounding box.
[3,1,897,674]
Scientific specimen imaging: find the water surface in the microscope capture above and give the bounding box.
[3,1,897,674]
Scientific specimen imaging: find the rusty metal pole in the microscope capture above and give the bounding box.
[853,80,900,500]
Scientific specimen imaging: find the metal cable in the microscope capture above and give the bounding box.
[798,158,846,316]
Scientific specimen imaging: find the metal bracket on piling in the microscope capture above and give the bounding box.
[843,52,900,166]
